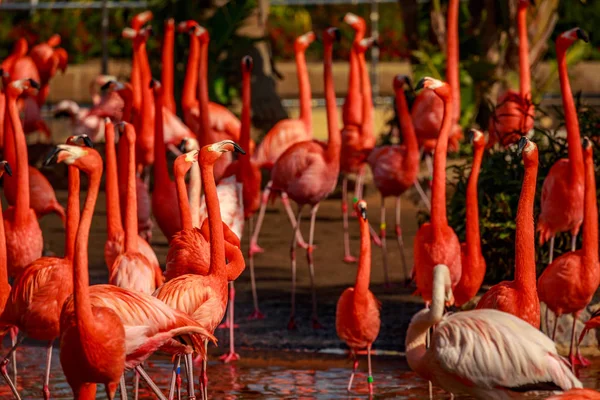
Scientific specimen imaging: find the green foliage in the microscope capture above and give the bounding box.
[548,0,600,61]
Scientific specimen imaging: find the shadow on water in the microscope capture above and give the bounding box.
[3,344,600,399]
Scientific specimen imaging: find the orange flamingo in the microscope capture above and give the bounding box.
[335,200,380,395]
[342,13,366,128]
[162,19,176,114]
[487,0,535,147]
[538,136,598,367]
[476,137,540,328]
[109,122,163,294]
[537,28,589,262]
[28,34,68,107]
[249,31,317,256]
[368,75,422,286]
[412,77,461,303]
[453,129,487,307]
[2,79,43,276]
[154,140,246,399]
[269,27,341,330]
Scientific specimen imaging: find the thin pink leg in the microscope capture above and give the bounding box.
[571,233,577,252]
[367,344,374,395]
[552,312,559,341]
[247,217,264,319]
[220,282,240,363]
[572,311,591,367]
[218,283,238,329]
[354,165,365,200]
[0,332,24,396]
[347,351,358,392]
[568,311,580,369]
[395,196,409,285]
[120,375,127,400]
[282,193,308,249]
[548,236,555,264]
[308,204,323,329]
[134,368,139,400]
[369,223,382,247]
[379,195,390,287]
[136,364,169,400]
[43,342,53,400]
[199,341,208,400]
[249,181,271,256]
[288,206,303,330]
[342,176,357,263]
[168,355,181,400]
[425,153,433,188]
[182,353,196,400]
[9,327,17,386]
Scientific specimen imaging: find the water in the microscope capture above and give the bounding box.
[2,344,599,399]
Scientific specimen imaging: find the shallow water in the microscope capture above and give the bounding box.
[2,344,600,399]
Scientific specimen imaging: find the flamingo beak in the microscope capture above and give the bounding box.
[3,162,12,177]
[178,138,189,153]
[82,135,94,148]
[577,28,590,43]
[233,143,246,155]
[583,137,591,149]
[44,147,62,167]
[517,136,528,156]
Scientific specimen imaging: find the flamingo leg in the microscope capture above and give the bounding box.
[168,355,181,400]
[9,327,17,386]
[120,375,127,400]
[545,306,551,336]
[133,368,139,400]
[43,341,53,400]
[1,332,24,375]
[184,353,196,400]
[217,282,238,330]
[367,344,374,395]
[552,312,559,341]
[354,165,365,200]
[106,381,119,400]
[220,282,240,363]
[249,181,271,255]
[425,153,433,188]
[413,179,431,210]
[548,236,555,264]
[282,192,308,249]
[395,196,409,285]
[288,205,303,330]
[199,340,208,400]
[571,233,577,252]
[568,311,580,369]
[379,195,390,287]
[307,204,322,329]
[135,365,168,400]
[342,176,357,263]
[571,311,592,367]
[0,360,20,400]
[347,351,358,392]
[247,217,264,319]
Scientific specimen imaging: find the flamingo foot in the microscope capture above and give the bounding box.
[287,317,297,331]
[43,385,50,400]
[343,255,357,264]
[576,354,592,367]
[249,242,264,256]
[298,241,312,250]
[247,310,265,320]
[217,321,239,330]
[312,318,324,330]
[219,352,240,363]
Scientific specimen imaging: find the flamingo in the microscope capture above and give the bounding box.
[412,77,461,304]
[538,136,598,367]
[108,122,163,294]
[367,75,421,286]
[342,13,366,128]
[154,140,246,399]
[335,200,380,395]
[0,135,91,400]
[249,31,317,256]
[162,19,176,114]
[269,27,342,330]
[547,389,600,400]
[2,79,43,276]
[476,137,540,328]
[537,28,589,263]
[51,144,216,400]
[406,264,581,399]
[340,36,380,264]
[28,34,68,107]
[453,129,487,307]
[487,0,535,147]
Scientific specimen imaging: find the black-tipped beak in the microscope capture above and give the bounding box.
[583,137,591,149]
[178,138,189,153]
[100,80,115,92]
[333,28,341,42]
[415,78,426,91]
[468,129,475,144]
[4,162,12,177]
[517,136,528,156]
[82,135,94,148]
[243,56,253,70]
[149,78,158,89]
[43,147,62,167]
[233,143,246,155]
[360,207,367,220]
[577,28,590,43]
[29,79,40,90]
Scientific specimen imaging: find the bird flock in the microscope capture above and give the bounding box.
[0,1,598,399]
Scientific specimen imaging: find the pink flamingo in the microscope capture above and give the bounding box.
[342,13,366,128]
[28,34,68,107]
[406,264,581,399]
[538,136,598,367]
[367,75,422,286]
[335,200,380,395]
[162,19,176,114]
[537,28,589,263]
[270,27,341,330]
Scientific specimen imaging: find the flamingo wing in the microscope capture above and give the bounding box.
[433,309,581,391]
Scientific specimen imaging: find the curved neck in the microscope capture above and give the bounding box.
[182,34,200,113]
[138,39,154,158]
[198,39,211,147]
[517,5,531,98]
[465,145,484,258]
[74,166,102,333]
[296,50,313,133]
[153,89,171,186]
[354,215,372,300]
[124,132,138,252]
[446,0,460,124]
[120,89,133,123]
[3,99,15,189]
[64,165,80,261]
[556,48,584,179]
[583,152,598,264]
[346,48,360,121]
[175,163,193,231]
[430,94,453,236]
[514,152,538,287]
[395,87,419,163]
[131,43,142,115]
[162,23,176,114]
[240,67,252,168]
[358,50,374,143]
[200,157,226,277]
[7,94,30,223]
[323,41,341,163]
[104,123,123,238]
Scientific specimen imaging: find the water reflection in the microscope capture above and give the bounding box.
[2,344,599,399]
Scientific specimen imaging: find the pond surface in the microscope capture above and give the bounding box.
[2,344,599,399]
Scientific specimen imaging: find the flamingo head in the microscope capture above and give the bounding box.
[583,136,592,154]
[44,144,93,168]
[179,137,200,154]
[322,27,341,45]
[355,200,367,221]
[557,27,589,52]
[393,75,412,92]
[354,37,378,54]
[415,77,450,99]
[468,128,486,148]
[178,21,208,41]
[173,149,199,177]
[6,78,40,98]
[0,161,12,178]
[295,31,317,52]
[517,136,538,167]
[343,13,366,36]
[165,18,175,31]
[100,80,126,95]
[66,134,94,148]
[115,121,136,145]
[131,10,154,31]
[201,140,245,165]
[241,56,253,73]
